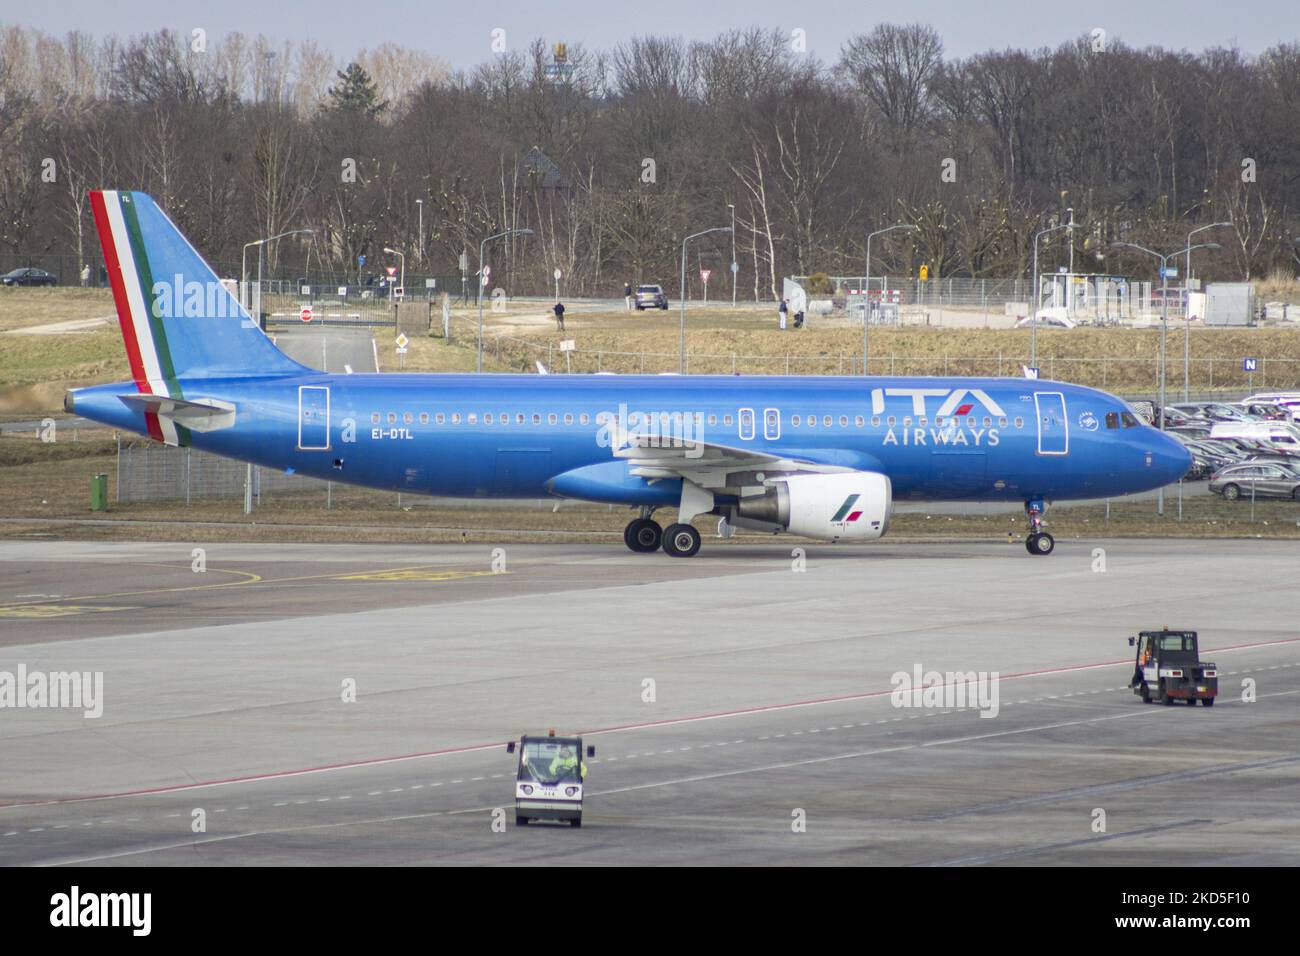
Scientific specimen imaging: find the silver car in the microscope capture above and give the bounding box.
[1208,463,1300,501]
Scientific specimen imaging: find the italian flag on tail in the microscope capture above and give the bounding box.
[90,190,187,447]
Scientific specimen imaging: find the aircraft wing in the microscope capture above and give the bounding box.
[615,434,868,489]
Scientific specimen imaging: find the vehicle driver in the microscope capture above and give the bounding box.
[549,745,586,781]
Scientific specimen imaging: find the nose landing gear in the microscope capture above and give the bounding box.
[1024,499,1054,555]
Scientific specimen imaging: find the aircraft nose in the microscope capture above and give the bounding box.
[1152,431,1193,484]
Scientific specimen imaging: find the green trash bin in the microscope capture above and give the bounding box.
[90,473,108,512]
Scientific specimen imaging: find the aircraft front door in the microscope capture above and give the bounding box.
[298,385,330,450]
[1034,391,1068,456]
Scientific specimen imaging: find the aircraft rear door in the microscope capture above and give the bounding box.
[298,385,330,450]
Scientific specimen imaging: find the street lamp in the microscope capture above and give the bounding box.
[1182,222,1232,400]
[1111,239,1221,516]
[477,228,534,373]
[415,199,424,266]
[383,247,405,296]
[863,223,919,375]
[1031,214,1072,370]
[679,227,733,373]
[727,203,737,308]
[241,228,313,316]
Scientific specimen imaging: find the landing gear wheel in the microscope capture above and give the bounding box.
[623,518,662,553]
[1026,532,1054,555]
[662,523,702,558]
[516,815,529,826]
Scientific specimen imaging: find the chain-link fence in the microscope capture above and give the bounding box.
[116,440,330,504]
[485,332,1300,390]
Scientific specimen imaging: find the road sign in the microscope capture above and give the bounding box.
[358,255,366,266]
[395,332,409,350]
[700,269,711,283]
[337,286,347,296]
[1160,266,1179,279]
[554,268,562,280]
[483,265,491,277]
[1024,366,1040,379]
[300,305,313,323]
[386,266,397,277]
[1243,357,1258,372]
[425,278,436,288]
[559,340,575,352]
[731,261,739,274]
[394,287,404,300]
[459,252,469,272]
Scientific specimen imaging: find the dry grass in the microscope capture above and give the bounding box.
[0,287,114,330]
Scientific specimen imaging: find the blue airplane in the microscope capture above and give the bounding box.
[67,191,1191,557]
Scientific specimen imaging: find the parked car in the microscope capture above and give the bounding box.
[1,267,57,287]
[634,284,669,310]
[1240,402,1292,421]
[1209,462,1300,500]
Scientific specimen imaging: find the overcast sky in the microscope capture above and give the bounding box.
[9,0,1298,71]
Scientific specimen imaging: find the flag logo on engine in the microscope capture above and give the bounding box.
[831,495,865,523]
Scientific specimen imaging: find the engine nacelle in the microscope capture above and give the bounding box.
[734,472,892,541]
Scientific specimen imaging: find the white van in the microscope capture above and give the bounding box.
[1209,420,1300,450]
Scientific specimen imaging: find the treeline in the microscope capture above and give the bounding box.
[1,23,1298,298]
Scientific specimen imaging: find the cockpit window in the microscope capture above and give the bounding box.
[1105,412,1119,430]
[1121,412,1139,428]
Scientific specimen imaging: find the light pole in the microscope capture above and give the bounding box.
[1031,217,1072,370]
[477,228,533,373]
[1183,222,1231,400]
[679,226,733,374]
[864,224,919,376]
[383,247,405,295]
[241,228,313,316]
[728,203,737,308]
[415,199,424,266]
[1111,240,1221,516]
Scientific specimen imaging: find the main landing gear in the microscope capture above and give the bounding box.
[623,510,662,553]
[1024,499,1055,556]
[623,481,714,558]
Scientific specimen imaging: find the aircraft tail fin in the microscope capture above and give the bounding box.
[90,190,307,399]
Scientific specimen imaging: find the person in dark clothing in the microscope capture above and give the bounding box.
[554,300,566,331]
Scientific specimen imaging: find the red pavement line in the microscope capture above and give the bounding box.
[2,636,1295,810]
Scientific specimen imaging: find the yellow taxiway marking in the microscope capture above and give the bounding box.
[0,604,136,619]
[0,563,507,609]
[336,569,504,582]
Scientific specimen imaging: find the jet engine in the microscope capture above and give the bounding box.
[731,471,891,541]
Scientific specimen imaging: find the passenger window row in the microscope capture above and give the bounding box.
[368,411,1027,430]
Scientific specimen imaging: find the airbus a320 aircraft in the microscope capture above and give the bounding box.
[67,191,1191,557]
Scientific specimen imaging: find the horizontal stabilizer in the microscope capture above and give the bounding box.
[117,394,236,433]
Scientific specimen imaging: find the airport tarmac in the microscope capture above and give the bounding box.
[1,538,1297,866]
